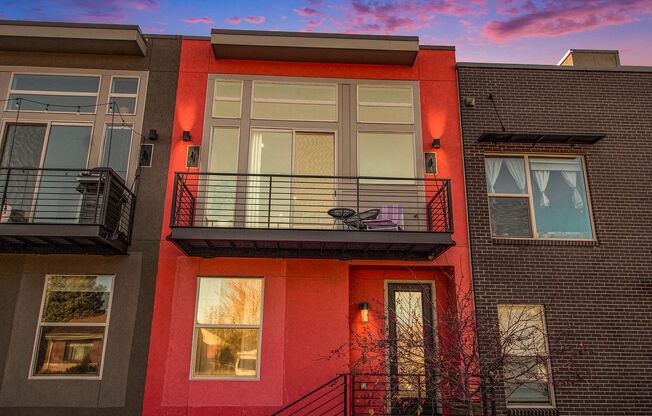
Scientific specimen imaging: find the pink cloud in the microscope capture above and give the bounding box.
[303,18,325,32]
[183,16,213,25]
[484,0,652,42]
[226,17,241,24]
[294,7,320,17]
[66,0,159,23]
[244,15,266,24]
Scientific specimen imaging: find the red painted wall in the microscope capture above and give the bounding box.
[143,39,472,415]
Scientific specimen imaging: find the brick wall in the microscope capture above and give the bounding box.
[457,65,652,415]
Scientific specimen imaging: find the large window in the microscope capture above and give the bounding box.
[498,305,554,407]
[485,155,593,239]
[101,124,133,181]
[7,74,100,113]
[251,81,337,122]
[31,275,114,378]
[357,132,415,180]
[192,277,263,379]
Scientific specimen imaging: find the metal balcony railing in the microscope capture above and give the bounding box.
[0,167,135,246]
[171,172,452,234]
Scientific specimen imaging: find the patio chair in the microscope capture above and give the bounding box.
[362,205,404,231]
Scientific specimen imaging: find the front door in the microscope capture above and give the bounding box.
[387,283,438,415]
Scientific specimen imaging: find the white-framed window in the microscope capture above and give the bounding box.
[498,304,554,408]
[191,277,264,379]
[6,73,100,114]
[213,80,243,118]
[357,84,414,124]
[251,81,337,122]
[100,124,134,181]
[357,131,416,181]
[108,76,139,115]
[30,275,114,378]
[485,155,593,240]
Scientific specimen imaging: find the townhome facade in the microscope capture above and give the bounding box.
[457,51,652,415]
[142,30,472,415]
[0,21,180,415]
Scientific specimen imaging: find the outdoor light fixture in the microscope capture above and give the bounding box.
[360,302,369,323]
[182,130,191,142]
[431,138,441,149]
[148,129,158,141]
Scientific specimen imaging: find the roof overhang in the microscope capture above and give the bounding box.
[211,29,419,66]
[0,20,147,56]
[479,131,605,144]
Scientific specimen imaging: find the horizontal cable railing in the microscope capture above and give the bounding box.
[0,167,135,244]
[351,373,437,416]
[272,374,348,416]
[171,172,452,233]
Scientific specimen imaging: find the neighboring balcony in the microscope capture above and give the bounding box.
[168,172,454,261]
[0,168,135,254]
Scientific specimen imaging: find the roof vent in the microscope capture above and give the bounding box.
[557,49,620,67]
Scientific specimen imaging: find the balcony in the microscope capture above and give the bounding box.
[0,168,135,254]
[168,172,454,261]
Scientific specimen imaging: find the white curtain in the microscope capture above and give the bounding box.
[485,158,503,193]
[561,170,584,209]
[504,158,526,193]
[532,170,550,207]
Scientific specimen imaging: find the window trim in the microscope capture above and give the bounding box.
[212,79,243,119]
[356,84,415,125]
[497,304,556,409]
[106,75,140,116]
[28,274,115,380]
[250,80,339,123]
[485,153,596,242]
[189,276,265,381]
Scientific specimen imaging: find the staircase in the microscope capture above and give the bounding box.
[272,374,348,416]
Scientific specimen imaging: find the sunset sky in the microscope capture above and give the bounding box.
[2,0,651,65]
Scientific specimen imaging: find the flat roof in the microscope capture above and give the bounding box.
[457,62,652,73]
[210,28,420,66]
[0,20,147,56]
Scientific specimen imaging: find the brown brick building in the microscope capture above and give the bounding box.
[457,52,652,415]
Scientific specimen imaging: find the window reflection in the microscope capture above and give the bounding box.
[34,326,105,376]
[194,328,259,377]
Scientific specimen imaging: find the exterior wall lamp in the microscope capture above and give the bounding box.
[182,130,192,142]
[360,302,369,323]
[431,138,441,149]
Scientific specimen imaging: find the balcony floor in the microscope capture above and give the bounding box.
[167,227,454,261]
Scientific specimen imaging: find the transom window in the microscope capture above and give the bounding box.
[31,275,114,378]
[108,77,139,115]
[498,305,554,407]
[213,80,243,118]
[192,277,263,379]
[485,155,593,240]
[251,81,337,122]
[7,74,100,113]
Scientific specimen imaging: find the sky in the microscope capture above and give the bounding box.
[2,0,651,65]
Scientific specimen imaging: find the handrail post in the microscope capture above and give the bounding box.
[170,173,179,227]
[1,168,10,216]
[343,374,348,416]
[267,175,272,229]
[356,177,360,219]
[446,180,454,233]
[100,170,110,227]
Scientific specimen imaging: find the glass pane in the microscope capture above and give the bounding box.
[504,358,551,404]
[101,126,132,180]
[42,275,112,323]
[529,157,592,239]
[11,74,100,93]
[215,80,242,99]
[253,82,336,102]
[196,278,262,325]
[109,97,136,114]
[7,94,97,113]
[358,132,415,179]
[34,326,105,376]
[205,127,239,227]
[358,105,413,124]
[111,77,138,94]
[498,305,546,355]
[358,85,412,104]
[193,328,259,377]
[252,101,336,121]
[489,197,532,237]
[395,291,426,397]
[213,100,241,118]
[485,157,526,194]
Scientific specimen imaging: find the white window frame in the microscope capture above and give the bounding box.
[250,80,338,122]
[107,75,140,116]
[485,153,595,241]
[6,72,101,115]
[190,276,265,381]
[212,79,243,119]
[29,274,115,380]
[498,304,556,409]
[356,84,414,125]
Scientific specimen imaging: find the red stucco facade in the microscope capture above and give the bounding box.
[142,38,471,415]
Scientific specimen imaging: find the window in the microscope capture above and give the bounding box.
[7,74,100,113]
[251,81,337,122]
[213,80,243,118]
[192,277,263,379]
[101,125,133,180]
[31,275,113,378]
[485,155,593,239]
[357,132,415,180]
[357,85,414,124]
[108,77,139,115]
[498,305,554,407]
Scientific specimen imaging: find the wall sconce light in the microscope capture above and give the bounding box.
[182,130,192,142]
[431,138,441,149]
[148,129,158,141]
[360,302,369,323]
[463,96,476,107]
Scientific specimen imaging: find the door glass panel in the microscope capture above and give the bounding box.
[0,124,47,223]
[205,127,239,227]
[394,291,426,398]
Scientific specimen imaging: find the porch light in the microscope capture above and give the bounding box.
[360,302,369,323]
[431,138,441,149]
[182,130,192,142]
